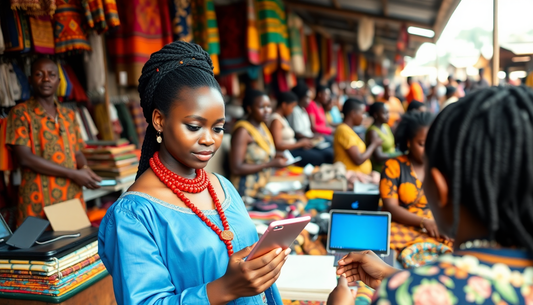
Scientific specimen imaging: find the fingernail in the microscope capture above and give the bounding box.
[338,259,344,264]
[285,248,291,255]
[275,248,282,255]
[342,273,346,277]
[284,255,289,261]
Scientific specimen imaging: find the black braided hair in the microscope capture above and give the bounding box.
[425,86,533,253]
[395,112,434,153]
[368,102,385,118]
[136,41,221,179]
[242,89,266,114]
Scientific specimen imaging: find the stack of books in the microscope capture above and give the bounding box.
[83,140,139,183]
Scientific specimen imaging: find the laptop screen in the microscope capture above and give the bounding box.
[328,211,390,254]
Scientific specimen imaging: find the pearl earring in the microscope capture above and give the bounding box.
[156,130,162,143]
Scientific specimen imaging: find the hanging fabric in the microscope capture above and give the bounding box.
[106,0,172,86]
[28,15,54,54]
[53,0,91,53]
[288,13,304,76]
[335,46,346,83]
[84,32,105,96]
[9,0,57,16]
[12,63,31,102]
[246,0,260,65]
[56,62,67,98]
[0,20,4,54]
[81,0,119,33]
[357,17,374,52]
[20,11,32,53]
[255,0,290,75]
[93,103,114,140]
[320,36,334,81]
[0,118,15,172]
[64,65,88,102]
[216,2,249,73]
[0,64,19,107]
[171,0,193,42]
[349,52,358,82]
[306,33,319,77]
[359,54,367,75]
[128,101,147,148]
[103,0,119,28]
[1,5,24,53]
[191,0,220,75]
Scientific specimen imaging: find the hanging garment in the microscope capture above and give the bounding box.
[357,17,374,52]
[9,0,57,16]
[19,10,32,53]
[64,65,88,102]
[62,64,73,99]
[53,0,91,53]
[191,0,220,74]
[56,62,67,98]
[0,64,21,107]
[0,20,5,54]
[12,63,31,102]
[127,101,146,148]
[171,0,193,42]
[216,2,249,73]
[335,45,346,83]
[246,0,259,65]
[84,32,105,95]
[103,0,119,28]
[81,106,98,138]
[93,103,113,140]
[255,0,290,75]
[106,0,173,86]
[287,13,304,75]
[28,15,54,54]
[306,33,319,77]
[1,5,24,52]
[115,103,139,148]
[320,36,334,81]
[349,52,358,82]
[0,118,15,171]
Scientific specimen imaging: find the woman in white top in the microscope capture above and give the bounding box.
[269,92,333,166]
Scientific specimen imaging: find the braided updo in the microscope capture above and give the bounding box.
[136,41,221,179]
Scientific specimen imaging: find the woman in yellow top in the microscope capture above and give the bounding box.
[365,102,402,173]
[230,90,287,198]
[333,98,382,184]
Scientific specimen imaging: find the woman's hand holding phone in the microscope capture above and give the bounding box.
[207,244,291,305]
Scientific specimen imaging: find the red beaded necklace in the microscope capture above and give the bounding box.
[150,152,234,257]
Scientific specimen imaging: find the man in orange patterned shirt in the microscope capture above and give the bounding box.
[6,58,101,226]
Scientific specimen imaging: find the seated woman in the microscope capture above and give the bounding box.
[366,102,402,173]
[269,91,332,166]
[325,98,343,127]
[287,83,315,140]
[334,98,382,184]
[380,112,452,268]
[230,89,287,198]
[330,86,533,305]
[307,85,334,138]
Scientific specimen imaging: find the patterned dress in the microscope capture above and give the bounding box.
[372,248,533,305]
[6,98,85,225]
[380,155,452,267]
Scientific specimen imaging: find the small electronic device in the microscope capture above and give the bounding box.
[247,216,311,261]
[0,214,13,244]
[330,192,380,211]
[6,217,49,249]
[327,210,391,266]
[98,179,117,187]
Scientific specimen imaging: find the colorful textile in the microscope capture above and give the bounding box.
[216,2,249,73]
[246,0,260,64]
[103,0,119,28]
[399,242,453,269]
[0,118,15,171]
[5,98,86,225]
[56,62,67,97]
[63,65,88,102]
[12,63,31,102]
[28,15,54,54]
[9,0,56,16]
[380,156,453,256]
[171,0,192,41]
[231,120,276,198]
[106,0,173,86]
[305,189,333,200]
[84,32,105,93]
[115,103,139,148]
[0,63,21,107]
[1,5,24,52]
[334,123,372,174]
[306,33,319,76]
[93,102,114,140]
[320,36,334,80]
[53,0,91,53]
[191,0,220,74]
[19,11,32,53]
[349,52,358,82]
[61,64,72,98]
[373,248,533,305]
[306,100,331,136]
[128,101,147,148]
[366,124,397,173]
[84,0,106,32]
[256,0,290,75]
[288,13,304,75]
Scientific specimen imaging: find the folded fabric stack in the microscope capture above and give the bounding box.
[0,241,105,297]
[83,140,139,182]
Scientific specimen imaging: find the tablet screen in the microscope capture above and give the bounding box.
[329,212,389,253]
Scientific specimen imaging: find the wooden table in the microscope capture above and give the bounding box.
[1,274,116,305]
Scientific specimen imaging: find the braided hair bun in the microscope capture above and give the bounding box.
[426,86,533,253]
[136,41,221,179]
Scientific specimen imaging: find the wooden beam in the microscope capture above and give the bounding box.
[331,0,340,9]
[284,1,432,29]
[433,0,461,42]
[381,0,388,16]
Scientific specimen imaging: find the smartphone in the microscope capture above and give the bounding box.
[6,217,49,249]
[247,216,311,261]
[98,180,117,187]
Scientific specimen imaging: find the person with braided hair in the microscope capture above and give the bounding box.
[328,86,533,305]
[98,41,286,305]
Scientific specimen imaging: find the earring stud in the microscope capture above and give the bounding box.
[156,130,162,143]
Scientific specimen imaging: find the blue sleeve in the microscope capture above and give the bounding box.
[98,203,211,305]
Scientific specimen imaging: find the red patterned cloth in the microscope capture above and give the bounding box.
[53,0,91,53]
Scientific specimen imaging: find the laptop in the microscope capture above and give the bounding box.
[330,192,380,211]
[327,210,391,266]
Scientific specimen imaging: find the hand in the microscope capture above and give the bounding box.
[327,275,357,305]
[70,168,102,189]
[268,157,287,168]
[336,251,398,289]
[371,134,384,146]
[215,244,291,301]
[422,219,440,239]
[299,139,314,150]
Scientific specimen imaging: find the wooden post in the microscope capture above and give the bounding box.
[492,0,499,86]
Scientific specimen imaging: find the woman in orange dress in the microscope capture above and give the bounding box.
[379,112,452,267]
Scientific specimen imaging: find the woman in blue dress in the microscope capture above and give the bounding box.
[98,42,288,305]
